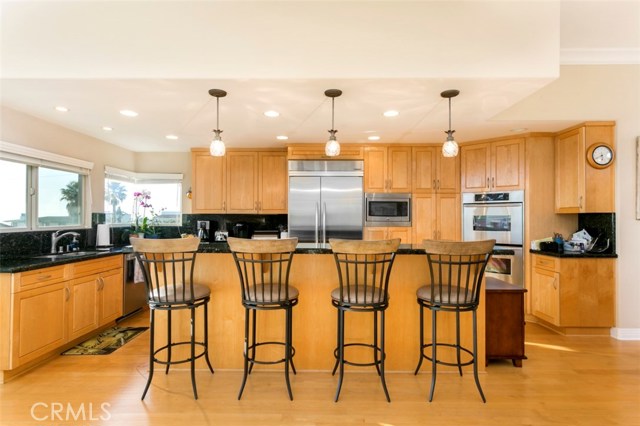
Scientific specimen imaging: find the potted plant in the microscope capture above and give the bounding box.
[131,191,165,238]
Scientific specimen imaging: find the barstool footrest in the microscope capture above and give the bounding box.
[333,342,385,368]
[419,342,475,368]
[152,341,210,366]
[245,341,296,365]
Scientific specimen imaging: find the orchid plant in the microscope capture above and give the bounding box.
[132,190,165,236]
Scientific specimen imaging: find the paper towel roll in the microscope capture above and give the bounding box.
[96,224,111,246]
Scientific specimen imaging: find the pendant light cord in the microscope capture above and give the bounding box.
[331,97,335,131]
[216,96,220,130]
[448,97,452,132]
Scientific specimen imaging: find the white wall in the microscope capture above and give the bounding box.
[499,65,640,330]
[0,106,192,214]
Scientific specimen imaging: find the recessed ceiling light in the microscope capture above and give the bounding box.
[276,135,289,140]
[511,127,528,133]
[55,106,69,112]
[119,109,138,117]
[264,110,280,118]
[102,126,113,131]
[368,136,381,141]
[383,110,399,117]
[165,134,179,140]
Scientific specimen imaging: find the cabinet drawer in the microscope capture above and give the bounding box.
[70,255,123,278]
[14,266,66,293]
[533,255,558,272]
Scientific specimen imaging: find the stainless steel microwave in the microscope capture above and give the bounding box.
[365,193,411,227]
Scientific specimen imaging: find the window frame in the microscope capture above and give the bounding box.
[0,141,93,232]
[104,166,183,227]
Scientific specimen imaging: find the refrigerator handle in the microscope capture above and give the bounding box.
[315,202,319,244]
[322,202,327,244]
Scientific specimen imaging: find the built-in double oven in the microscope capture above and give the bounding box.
[462,191,524,286]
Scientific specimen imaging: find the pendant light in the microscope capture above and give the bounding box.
[441,89,460,158]
[324,89,342,157]
[208,89,227,157]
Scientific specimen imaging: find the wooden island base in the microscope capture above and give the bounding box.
[150,253,486,373]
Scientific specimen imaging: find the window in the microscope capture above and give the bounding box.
[0,142,92,231]
[104,167,182,226]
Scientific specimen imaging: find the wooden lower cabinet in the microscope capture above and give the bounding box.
[485,278,527,367]
[10,281,68,368]
[363,227,412,244]
[0,255,124,374]
[530,254,615,332]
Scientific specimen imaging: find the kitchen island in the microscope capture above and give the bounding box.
[156,242,488,373]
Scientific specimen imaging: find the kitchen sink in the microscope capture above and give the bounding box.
[35,251,100,260]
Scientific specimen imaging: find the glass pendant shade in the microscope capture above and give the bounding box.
[210,137,225,157]
[325,137,340,157]
[442,133,458,157]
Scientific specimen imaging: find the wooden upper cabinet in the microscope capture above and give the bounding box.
[191,151,226,213]
[555,123,615,213]
[364,146,411,193]
[258,151,288,214]
[461,138,524,192]
[412,146,460,193]
[555,128,584,213]
[412,193,460,243]
[227,151,259,213]
[191,149,288,214]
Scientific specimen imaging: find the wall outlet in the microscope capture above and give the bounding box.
[197,220,210,230]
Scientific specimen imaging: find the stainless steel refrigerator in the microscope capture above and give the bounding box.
[288,160,363,243]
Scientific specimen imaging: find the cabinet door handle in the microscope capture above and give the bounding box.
[579,196,583,209]
[486,177,490,188]
[433,179,436,190]
[491,177,495,188]
[552,277,558,290]
[222,201,226,212]
[437,180,440,190]
[37,274,52,281]
[64,287,70,301]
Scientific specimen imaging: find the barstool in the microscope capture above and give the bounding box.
[329,238,400,402]
[227,237,299,400]
[414,239,495,402]
[131,237,214,400]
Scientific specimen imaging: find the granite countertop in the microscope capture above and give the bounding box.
[1,242,513,273]
[529,249,618,258]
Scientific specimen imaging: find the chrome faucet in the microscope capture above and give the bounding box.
[51,230,81,254]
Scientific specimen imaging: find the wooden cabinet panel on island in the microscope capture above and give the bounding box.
[530,254,615,333]
[364,146,412,193]
[412,146,460,193]
[363,226,412,244]
[555,122,615,213]
[412,193,460,242]
[461,138,524,192]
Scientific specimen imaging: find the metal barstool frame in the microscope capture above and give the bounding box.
[228,237,299,401]
[132,238,215,400]
[329,238,400,403]
[414,239,495,403]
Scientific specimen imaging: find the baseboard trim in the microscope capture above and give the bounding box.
[610,328,640,340]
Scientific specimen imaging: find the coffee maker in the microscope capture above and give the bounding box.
[196,220,210,242]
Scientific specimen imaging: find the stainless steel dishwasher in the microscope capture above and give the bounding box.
[122,253,148,318]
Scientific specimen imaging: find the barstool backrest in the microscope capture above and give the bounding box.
[329,239,401,308]
[228,237,298,306]
[422,239,495,308]
[131,237,201,304]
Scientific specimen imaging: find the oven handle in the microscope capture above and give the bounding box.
[463,202,523,208]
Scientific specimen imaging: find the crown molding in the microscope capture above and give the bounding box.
[560,48,640,65]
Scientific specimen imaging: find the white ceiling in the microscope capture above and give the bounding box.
[1,1,639,153]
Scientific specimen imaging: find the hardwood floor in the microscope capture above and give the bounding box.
[0,311,638,426]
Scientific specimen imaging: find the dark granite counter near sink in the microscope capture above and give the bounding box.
[529,249,617,258]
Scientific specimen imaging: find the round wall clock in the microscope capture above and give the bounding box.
[586,143,614,169]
